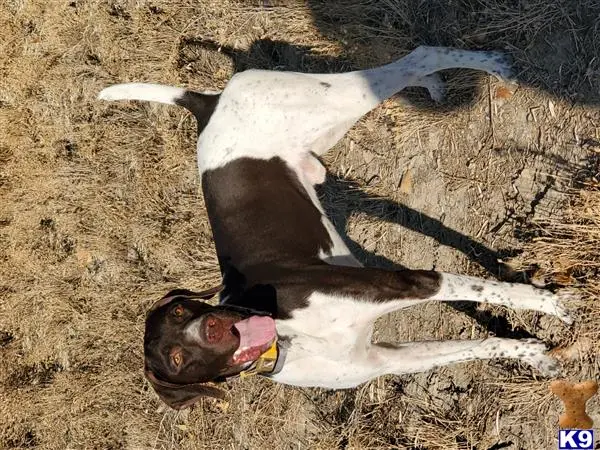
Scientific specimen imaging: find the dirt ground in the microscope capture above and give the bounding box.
[1,1,599,449]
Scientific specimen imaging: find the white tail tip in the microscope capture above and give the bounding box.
[97,83,187,105]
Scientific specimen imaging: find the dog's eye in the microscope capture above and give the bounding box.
[172,352,183,367]
[172,305,184,317]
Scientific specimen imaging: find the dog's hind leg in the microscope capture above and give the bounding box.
[282,46,513,158]
[410,74,447,103]
[355,46,514,104]
[308,46,512,122]
[369,337,560,377]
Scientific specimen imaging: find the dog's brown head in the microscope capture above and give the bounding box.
[143,287,277,409]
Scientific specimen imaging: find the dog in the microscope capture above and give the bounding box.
[98,46,573,410]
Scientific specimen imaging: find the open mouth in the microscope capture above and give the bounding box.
[231,316,277,364]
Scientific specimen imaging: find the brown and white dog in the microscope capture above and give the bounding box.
[98,46,573,410]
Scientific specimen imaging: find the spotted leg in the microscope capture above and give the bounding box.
[410,73,447,103]
[430,273,573,324]
[370,337,560,377]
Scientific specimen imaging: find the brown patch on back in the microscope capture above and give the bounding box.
[202,157,332,272]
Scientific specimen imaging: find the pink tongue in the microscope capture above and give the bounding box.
[232,316,276,363]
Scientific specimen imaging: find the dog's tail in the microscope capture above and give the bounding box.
[97,83,220,130]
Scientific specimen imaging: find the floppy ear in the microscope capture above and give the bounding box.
[145,369,226,410]
[148,285,224,313]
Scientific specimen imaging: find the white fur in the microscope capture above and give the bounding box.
[99,83,189,105]
[184,318,203,345]
[318,217,362,267]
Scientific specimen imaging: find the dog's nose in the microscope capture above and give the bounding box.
[204,315,223,344]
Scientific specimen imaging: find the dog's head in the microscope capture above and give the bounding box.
[144,287,277,409]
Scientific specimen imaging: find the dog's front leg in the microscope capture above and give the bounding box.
[430,273,573,324]
[370,337,560,376]
[298,266,574,323]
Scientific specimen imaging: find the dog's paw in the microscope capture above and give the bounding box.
[529,353,562,377]
[486,337,561,376]
[554,289,579,325]
[544,288,578,325]
[519,339,562,377]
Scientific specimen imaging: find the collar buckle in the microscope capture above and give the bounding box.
[239,341,279,379]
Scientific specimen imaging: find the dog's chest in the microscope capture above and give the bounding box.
[269,293,387,388]
[280,296,366,335]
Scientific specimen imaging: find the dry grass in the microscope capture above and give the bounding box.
[515,185,600,357]
[1,1,599,449]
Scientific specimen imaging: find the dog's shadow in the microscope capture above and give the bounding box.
[317,174,539,340]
